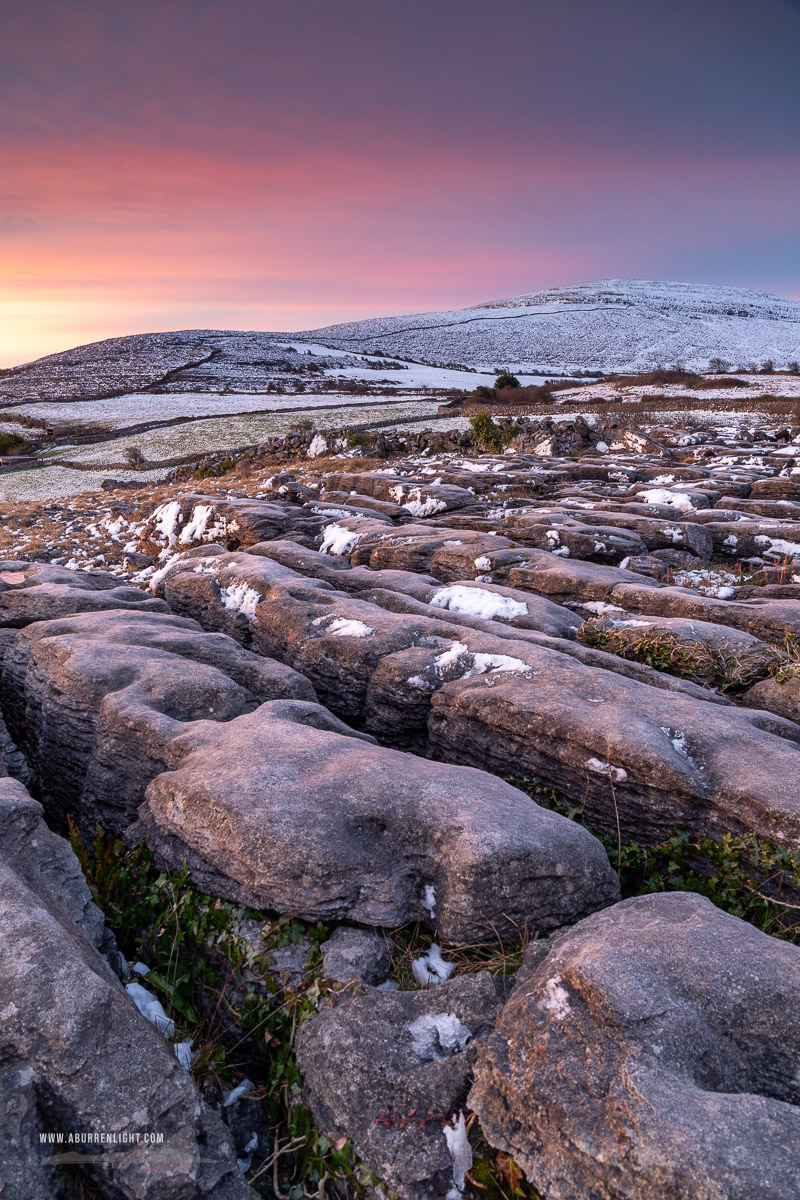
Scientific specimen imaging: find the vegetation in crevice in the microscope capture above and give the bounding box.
[69,826,539,1200]
[469,413,520,453]
[506,777,800,942]
[576,623,800,693]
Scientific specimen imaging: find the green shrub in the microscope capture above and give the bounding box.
[495,372,521,389]
[469,412,519,452]
[0,431,31,455]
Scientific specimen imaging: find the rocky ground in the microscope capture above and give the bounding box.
[1,406,800,1200]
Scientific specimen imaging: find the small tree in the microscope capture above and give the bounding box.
[495,372,521,389]
[125,446,146,467]
[760,359,775,374]
[707,357,729,374]
[787,361,800,376]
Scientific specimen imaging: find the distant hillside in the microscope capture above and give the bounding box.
[303,279,800,373]
[2,281,799,405]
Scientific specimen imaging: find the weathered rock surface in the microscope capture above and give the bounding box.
[154,547,800,849]
[139,493,324,553]
[469,892,800,1200]
[296,973,502,1200]
[427,657,800,847]
[0,775,253,1200]
[0,560,168,627]
[0,606,314,833]
[320,926,391,986]
[131,699,619,943]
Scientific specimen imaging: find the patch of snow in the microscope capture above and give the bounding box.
[151,500,183,546]
[179,503,212,543]
[430,585,527,621]
[538,975,571,1021]
[317,616,374,637]
[408,1012,471,1060]
[444,1111,472,1197]
[585,757,628,783]
[403,489,448,518]
[223,1079,254,1108]
[422,884,437,918]
[434,642,470,672]
[307,433,328,458]
[411,944,455,987]
[125,981,175,1037]
[220,581,261,621]
[639,488,696,513]
[174,1039,194,1070]
[754,534,800,560]
[320,523,362,555]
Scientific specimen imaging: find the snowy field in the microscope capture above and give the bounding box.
[8,391,441,429]
[0,399,442,501]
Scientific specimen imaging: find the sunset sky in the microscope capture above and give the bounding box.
[2,0,799,366]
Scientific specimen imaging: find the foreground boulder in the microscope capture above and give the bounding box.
[130,699,619,944]
[0,775,252,1200]
[469,892,800,1200]
[296,973,501,1200]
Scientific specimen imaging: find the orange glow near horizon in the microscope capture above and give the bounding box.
[3,0,798,367]
[3,135,798,367]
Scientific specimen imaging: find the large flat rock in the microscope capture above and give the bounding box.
[131,699,619,944]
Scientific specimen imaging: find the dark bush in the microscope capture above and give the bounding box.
[494,372,521,389]
[0,432,32,455]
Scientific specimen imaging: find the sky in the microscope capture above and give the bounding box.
[1,0,799,366]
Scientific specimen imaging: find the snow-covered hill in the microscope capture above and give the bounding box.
[302,280,800,373]
[2,282,799,410]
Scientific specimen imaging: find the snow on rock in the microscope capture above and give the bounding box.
[320,523,363,555]
[754,534,800,560]
[151,500,183,546]
[433,640,534,680]
[220,581,262,621]
[431,585,528,621]
[319,616,374,637]
[444,1111,473,1198]
[585,758,628,783]
[408,1012,472,1061]
[403,489,448,518]
[178,503,226,544]
[538,976,571,1022]
[307,434,328,458]
[411,944,455,987]
[639,489,696,513]
[125,980,175,1037]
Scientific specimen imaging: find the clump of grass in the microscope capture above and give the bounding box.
[69,827,537,1199]
[577,621,788,692]
[768,631,800,685]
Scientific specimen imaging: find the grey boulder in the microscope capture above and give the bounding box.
[469,892,800,1200]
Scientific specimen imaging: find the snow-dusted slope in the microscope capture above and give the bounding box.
[302,280,800,373]
[3,282,799,407]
